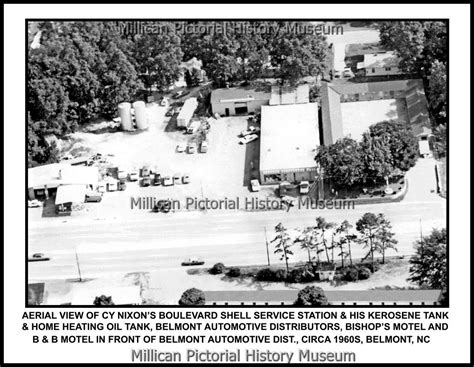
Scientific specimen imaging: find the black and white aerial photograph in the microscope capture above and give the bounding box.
[27,20,448,306]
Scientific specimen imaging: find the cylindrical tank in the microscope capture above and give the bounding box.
[118,102,133,131]
[133,101,148,130]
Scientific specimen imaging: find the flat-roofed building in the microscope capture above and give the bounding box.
[211,86,271,116]
[259,103,319,184]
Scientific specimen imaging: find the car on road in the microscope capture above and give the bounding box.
[240,126,261,137]
[162,176,173,186]
[28,199,42,208]
[28,253,50,262]
[334,70,342,79]
[250,179,261,192]
[142,177,151,187]
[153,174,162,186]
[239,134,259,144]
[181,258,205,266]
[176,142,187,153]
[182,173,190,184]
[153,200,172,213]
[85,193,102,203]
[300,181,310,194]
[129,170,139,181]
[187,143,197,154]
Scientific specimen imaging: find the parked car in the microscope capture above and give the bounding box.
[162,176,173,186]
[182,173,190,184]
[166,108,175,117]
[142,177,151,187]
[239,134,259,144]
[343,67,354,78]
[181,258,205,266]
[141,165,150,177]
[240,126,261,137]
[118,180,127,191]
[173,173,182,185]
[153,174,162,186]
[187,143,197,154]
[250,179,261,192]
[200,141,208,153]
[28,253,50,262]
[129,170,139,181]
[176,142,187,153]
[85,194,102,203]
[300,181,310,194]
[28,199,42,208]
[118,170,127,180]
[161,97,170,107]
[334,70,342,79]
[153,200,172,213]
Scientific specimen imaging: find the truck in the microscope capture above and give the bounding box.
[177,97,198,128]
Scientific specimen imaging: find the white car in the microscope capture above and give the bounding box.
[118,170,127,180]
[28,199,42,208]
[128,170,139,181]
[300,181,310,194]
[343,67,354,78]
[240,126,261,137]
[162,176,173,186]
[239,134,259,144]
[250,179,261,192]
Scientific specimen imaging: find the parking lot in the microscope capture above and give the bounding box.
[30,112,279,220]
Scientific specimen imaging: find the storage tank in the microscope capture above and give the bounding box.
[118,102,133,131]
[133,101,148,130]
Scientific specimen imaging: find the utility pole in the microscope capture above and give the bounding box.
[419,219,424,256]
[75,248,82,282]
[264,227,270,266]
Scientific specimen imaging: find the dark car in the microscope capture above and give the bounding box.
[153,199,172,213]
[85,194,102,203]
[142,177,151,187]
[153,174,162,186]
[28,253,50,262]
[181,258,205,266]
[118,180,127,191]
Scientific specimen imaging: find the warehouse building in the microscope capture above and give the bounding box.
[259,102,319,184]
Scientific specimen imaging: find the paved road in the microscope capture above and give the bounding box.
[29,199,445,281]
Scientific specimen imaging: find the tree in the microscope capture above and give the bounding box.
[356,213,386,272]
[408,228,447,290]
[294,226,317,264]
[294,286,328,306]
[315,137,365,187]
[93,295,114,306]
[315,217,335,264]
[179,288,206,305]
[360,121,418,184]
[433,124,447,158]
[271,223,293,277]
[427,60,447,124]
[132,26,183,92]
[375,215,398,264]
[334,220,352,268]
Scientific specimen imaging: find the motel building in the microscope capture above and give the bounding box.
[28,164,99,212]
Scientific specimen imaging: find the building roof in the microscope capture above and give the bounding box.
[28,164,99,190]
[269,84,310,105]
[55,184,86,205]
[260,103,319,173]
[204,290,442,304]
[357,51,400,69]
[181,57,202,71]
[211,86,271,105]
[70,286,142,305]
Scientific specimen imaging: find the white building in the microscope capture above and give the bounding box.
[357,51,402,76]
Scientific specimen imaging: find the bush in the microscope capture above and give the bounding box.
[179,288,205,305]
[358,267,371,280]
[294,286,328,306]
[227,267,241,277]
[209,262,226,275]
[344,267,359,282]
[287,268,304,283]
[256,268,277,281]
[274,269,287,281]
